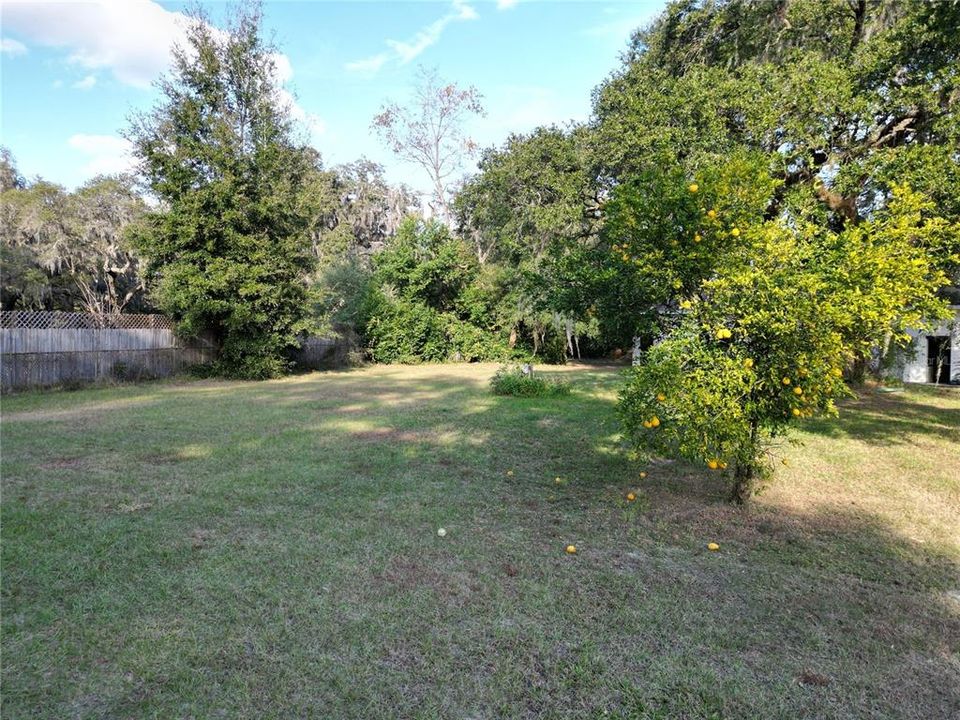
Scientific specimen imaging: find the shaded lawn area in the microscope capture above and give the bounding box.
[2,363,958,719]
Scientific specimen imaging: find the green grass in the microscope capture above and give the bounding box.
[2,364,958,719]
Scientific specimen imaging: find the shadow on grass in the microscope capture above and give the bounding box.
[801,386,960,446]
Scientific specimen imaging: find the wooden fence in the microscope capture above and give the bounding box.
[1,311,217,392]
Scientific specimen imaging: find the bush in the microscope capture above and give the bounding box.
[490,365,571,397]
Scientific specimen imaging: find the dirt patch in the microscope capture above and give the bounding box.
[38,457,88,470]
[351,428,434,443]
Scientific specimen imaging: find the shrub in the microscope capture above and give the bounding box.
[490,365,571,397]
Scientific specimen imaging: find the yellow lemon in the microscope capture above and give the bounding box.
[650,416,661,428]
[707,460,719,470]
[793,386,803,395]
[643,420,652,429]
[730,227,741,237]
[707,542,720,551]
[707,209,717,219]
[782,377,791,385]
[694,233,702,243]
[565,544,577,554]
[792,408,801,417]
[626,492,636,502]
[639,471,647,479]
[555,477,562,484]
[688,183,699,193]
[656,393,666,402]
[743,358,754,369]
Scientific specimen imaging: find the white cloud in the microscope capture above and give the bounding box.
[496,0,519,9]
[2,0,189,88]
[345,53,388,74]
[346,0,478,74]
[68,134,135,177]
[72,74,97,90]
[1,37,27,56]
[5,1,323,145]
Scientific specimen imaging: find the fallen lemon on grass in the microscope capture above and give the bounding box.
[626,492,637,502]
[650,416,661,428]
[688,183,699,193]
[707,209,717,218]
[730,227,741,237]
[707,459,719,470]
[565,545,577,554]
[782,377,791,385]
[693,233,702,243]
[792,408,801,417]
[643,420,652,429]
[656,393,666,401]
[793,386,803,395]
[639,471,647,479]
[707,542,720,551]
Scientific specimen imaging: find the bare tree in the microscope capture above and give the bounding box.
[371,67,484,223]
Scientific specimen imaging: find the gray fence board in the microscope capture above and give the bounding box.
[0,313,216,392]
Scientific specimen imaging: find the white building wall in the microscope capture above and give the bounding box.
[900,306,960,384]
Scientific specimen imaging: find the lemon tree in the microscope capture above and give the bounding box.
[619,184,959,503]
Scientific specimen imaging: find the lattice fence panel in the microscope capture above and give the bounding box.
[0,311,175,330]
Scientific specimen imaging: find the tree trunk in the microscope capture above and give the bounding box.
[730,463,754,505]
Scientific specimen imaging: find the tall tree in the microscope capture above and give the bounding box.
[372,67,485,224]
[128,2,317,378]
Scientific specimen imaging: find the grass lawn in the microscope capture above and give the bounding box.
[2,363,959,719]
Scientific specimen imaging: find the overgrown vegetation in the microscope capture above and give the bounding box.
[489,364,571,397]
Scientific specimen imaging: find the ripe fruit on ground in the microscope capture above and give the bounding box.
[707,209,717,218]
[650,416,661,428]
[792,408,801,417]
[730,227,741,237]
[693,233,702,242]
[565,545,577,554]
[626,492,637,502]
[656,393,666,401]
[782,377,791,385]
[707,542,720,551]
[793,386,803,395]
[688,183,699,193]
[639,471,647,479]
[707,459,719,470]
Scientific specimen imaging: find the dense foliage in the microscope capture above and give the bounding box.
[0,155,148,314]
[489,364,571,398]
[358,218,511,363]
[128,6,320,378]
[603,0,960,500]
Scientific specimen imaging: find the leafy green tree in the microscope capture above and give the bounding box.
[592,0,960,236]
[128,3,316,378]
[1,170,147,313]
[620,179,959,503]
[359,217,510,363]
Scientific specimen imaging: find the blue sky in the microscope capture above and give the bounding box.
[1,0,665,195]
